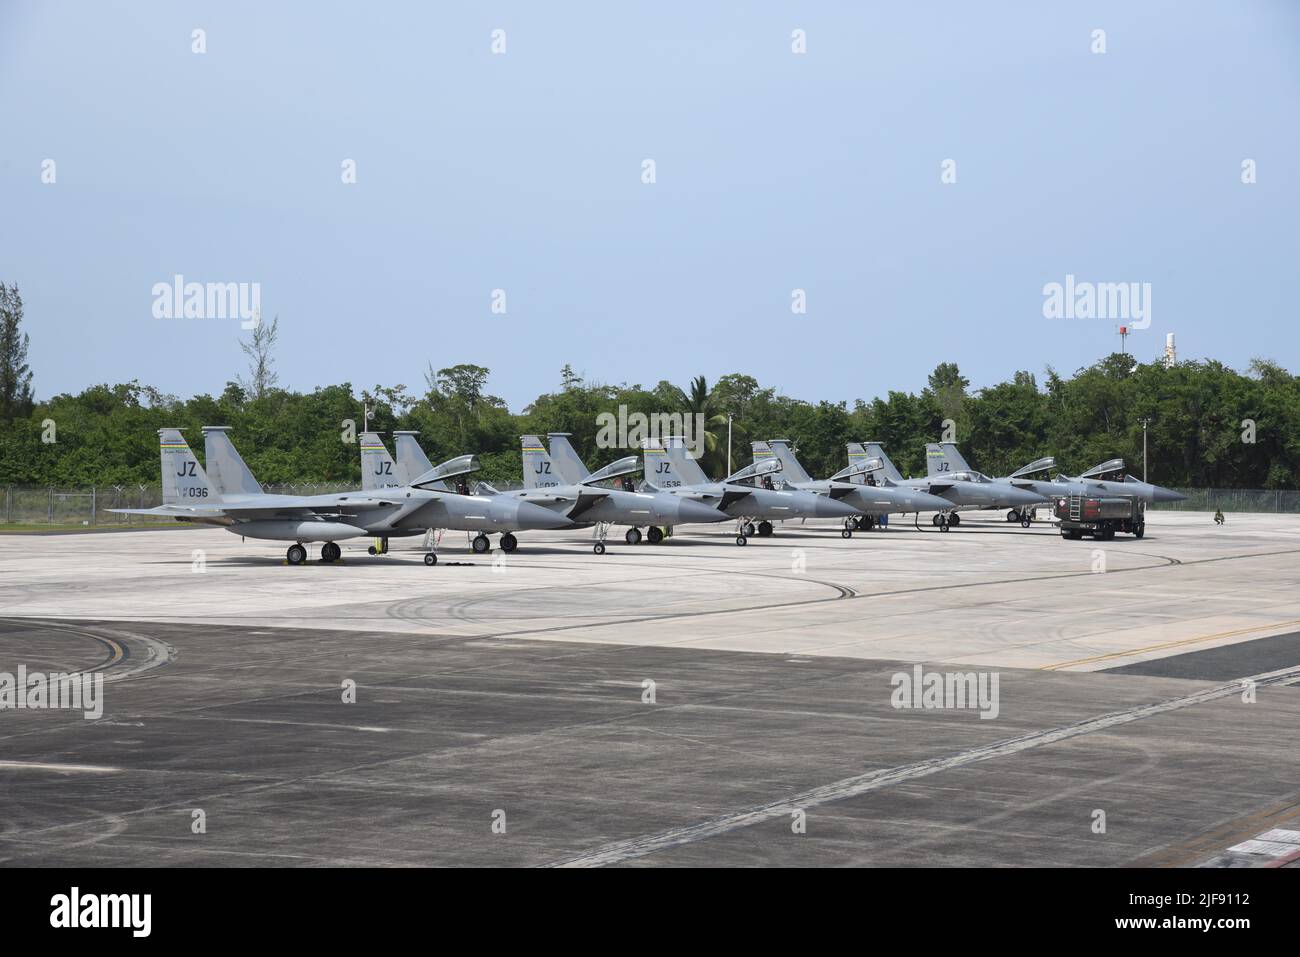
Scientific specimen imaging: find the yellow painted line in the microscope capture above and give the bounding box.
[1041,618,1300,671]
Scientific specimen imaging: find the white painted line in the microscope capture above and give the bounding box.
[0,761,121,774]
[1256,828,1300,845]
[549,665,1300,868]
[1227,839,1297,857]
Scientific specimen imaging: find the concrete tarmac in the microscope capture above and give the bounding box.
[0,510,1297,866]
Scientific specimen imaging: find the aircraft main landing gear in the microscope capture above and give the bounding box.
[287,543,307,565]
[472,534,491,554]
[625,527,642,545]
[758,521,773,537]
[320,542,341,563]
[647,526,664,544]
[500,533,518,552]
[948,512,961,526]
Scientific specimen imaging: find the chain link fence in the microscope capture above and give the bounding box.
[1147,488,1300,512]
[0,484,359,526]
[3,484,1298,526]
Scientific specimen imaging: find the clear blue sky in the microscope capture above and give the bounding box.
[3,1,1297,410]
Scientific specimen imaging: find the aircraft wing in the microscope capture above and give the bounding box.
[568,490,610,520]
[108,505,228,518]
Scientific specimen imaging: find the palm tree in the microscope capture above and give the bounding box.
[670,375,730,478]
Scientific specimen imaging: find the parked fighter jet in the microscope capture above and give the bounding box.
[109,428,402,563]
[752,440,955,530]
[512,434,727,553]
[844,442,1044,529]
[631,435,861,545]
[924,443,1052,527]
[1004,455,1186,506]
[354,430,575,558]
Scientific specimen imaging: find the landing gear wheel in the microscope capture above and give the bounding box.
[939,518,949,533]
[862,515,876,531]
[647,526,664,544]
[1007,510,1019,523]
[1021,516,1032,529]
[625,527,642,545]
[287,544,307,565]
[424,552,438,566]
[948,512,961,526]
[758,521,773,537]
[932,514,943,526]
[472,534,491,554]
[594,542,606,555]
[500,533,518,552]
[736,535,747,546]
[320,542,341,563]
[744,522,757,537]
[841,528,853,539]
[368,545,377,555]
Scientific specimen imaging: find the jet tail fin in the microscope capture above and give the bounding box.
[360,433,400,490]
[938,442,972,473]
[159,429,214,504]
[766,439,812,484]
[656,435,709,486]
[202,427,263,496]
[393,431,434,487]
[545,433,588,485]
[521,435,561,489]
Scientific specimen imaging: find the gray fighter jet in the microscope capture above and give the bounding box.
[512,434,727,552]
[353,430,578,558]
[843,441,1044,530]
[112,428,571,565]
[751,440,956,531]
[1003,455,1187,507]
[923,443,1053,527]
[636,435,861,545]
[109,427,402,563]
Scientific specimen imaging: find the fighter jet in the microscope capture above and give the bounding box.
[511,434,728,552]
[109,428,403,563]
[752,440,955,531]
[1009,456,1186,506]
[923,443,1052,527]
[113,428,571,565]
[843,441,1044,530]
[626,435,861,545]
[353,430,577,558]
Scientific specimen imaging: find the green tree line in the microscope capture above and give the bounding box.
[2,356,1297,489]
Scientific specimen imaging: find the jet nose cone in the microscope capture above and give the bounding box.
[913,491,954,512]
[813,494,860,519]
[676,499,728,525]
[516,500,574,530]
[1008,487,1047,507]
[1151,485,1186,503]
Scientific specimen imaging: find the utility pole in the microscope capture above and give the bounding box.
[1139,417,1150,482]
[727,413,734,475]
